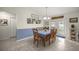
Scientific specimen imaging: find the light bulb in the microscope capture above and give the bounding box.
[48,17,50,19]
[43,17,47,20]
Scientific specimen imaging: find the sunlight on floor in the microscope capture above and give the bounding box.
[57,37,65,50]
[58,37,65,42]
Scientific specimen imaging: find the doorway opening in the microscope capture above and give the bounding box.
[50,19,65,39]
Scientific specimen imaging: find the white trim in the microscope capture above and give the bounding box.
[0,37,10,40]
[17,36,33,41]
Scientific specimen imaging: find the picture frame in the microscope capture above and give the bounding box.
[69,17,78,23]
[27,18,32,24]
[31,14,41,24]
[36,20,41,24]
[32,19,36,24]
[0,19,8,26]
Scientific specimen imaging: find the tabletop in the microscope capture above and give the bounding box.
[38,30,50,37]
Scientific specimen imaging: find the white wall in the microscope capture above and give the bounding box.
[0,8,43,40]
[0,8,43,29]
[16,10,43,29]
[0,11,16,40]
[64,11,79,40]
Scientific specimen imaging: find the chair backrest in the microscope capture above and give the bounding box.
[54,29,57,35]
[44,34,51,41]
[35,32,41,40]
[50,28,57,39]
[32,29,41,40]
[50,29,54,38]
[32,28,38,34]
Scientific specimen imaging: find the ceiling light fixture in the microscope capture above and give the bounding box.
[43,7,50,20]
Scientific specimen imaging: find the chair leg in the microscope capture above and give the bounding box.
[41,38,45,47]
[49,39,50,45]
[37,40,39,48]
[53,37,56,42]
[52,39,53,43]
[33,40,35,44]
[44,40,45,47]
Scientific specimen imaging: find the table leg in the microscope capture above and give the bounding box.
[42,38,45,47]
[49,39,50,45]
[44,40,45,47]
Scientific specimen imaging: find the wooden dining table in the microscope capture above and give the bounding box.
[38,30,51,47]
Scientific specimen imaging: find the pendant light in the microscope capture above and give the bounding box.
[43,7,50,20]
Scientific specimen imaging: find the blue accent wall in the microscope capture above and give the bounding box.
[16,28,33,40]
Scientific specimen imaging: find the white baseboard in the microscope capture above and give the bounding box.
[0,37,10,40]
[17,36,33,41]
[10,36,16,38]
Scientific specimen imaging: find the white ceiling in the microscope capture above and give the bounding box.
[1,7,79,16]
[30,7,79,16]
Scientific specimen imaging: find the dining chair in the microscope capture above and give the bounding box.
[54,29,57,39]
[50,29,54,42]
[50,29,57,43]
[43,34,51,47]
[32,28,38,43]
[32,28,38,33]
[32,29,42,47]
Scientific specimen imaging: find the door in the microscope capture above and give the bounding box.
[10,16,16,38]
[50,20,65,37]
[58,21,65,36]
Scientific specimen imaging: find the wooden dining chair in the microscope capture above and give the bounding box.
[43,34,51,47]
[32,28,38,43]
[54,29,57,40]
[32,29,42,47]
[32,28,37,41]
[50,29,55,42]
[32,28,38,33]
[50,29,57,43]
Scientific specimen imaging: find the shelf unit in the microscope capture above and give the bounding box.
[70,24,76,41]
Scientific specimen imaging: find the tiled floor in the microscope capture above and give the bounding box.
[0,37,79,51]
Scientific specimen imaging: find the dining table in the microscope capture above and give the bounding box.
[39,30,50,36]
[38,30,51,47]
